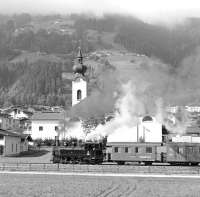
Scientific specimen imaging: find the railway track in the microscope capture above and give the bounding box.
[0,162,200,174]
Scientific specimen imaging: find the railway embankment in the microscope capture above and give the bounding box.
[0,163,200,175]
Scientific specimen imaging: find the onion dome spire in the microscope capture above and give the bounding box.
[77,46,83,64]
[73,46,87,76]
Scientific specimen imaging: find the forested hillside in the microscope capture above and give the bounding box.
[0,13,200,107]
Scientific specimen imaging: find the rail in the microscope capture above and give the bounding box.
[0,163,200,174]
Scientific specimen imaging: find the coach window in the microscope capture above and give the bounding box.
[177,147,179,154]
[114,147,118,153]
[188,146,194,153]
[39,126,43,131]
[125,147,128,153]
[135,147,138,153]
[179,147,184,154]
[146,147,152,153]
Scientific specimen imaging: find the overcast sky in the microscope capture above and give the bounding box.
[1,0,200,24]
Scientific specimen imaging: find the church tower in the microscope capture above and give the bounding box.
[72,47,87,106]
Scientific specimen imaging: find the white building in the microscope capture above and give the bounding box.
[185,106,200,113]
[107,116,162,143]
[8,108,32,120]
[0,129,29,156]
[30,112,65,140]
[0,113,20,130]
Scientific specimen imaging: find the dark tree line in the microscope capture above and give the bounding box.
[0,60,72,107]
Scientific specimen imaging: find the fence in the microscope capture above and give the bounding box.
[0,162,200,174]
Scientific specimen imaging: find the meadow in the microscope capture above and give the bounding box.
[0,174,200,197]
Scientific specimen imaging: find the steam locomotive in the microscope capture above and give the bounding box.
[52,138,200,165]
[52,139,106,164]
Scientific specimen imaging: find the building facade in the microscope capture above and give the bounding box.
[30,112,65,140]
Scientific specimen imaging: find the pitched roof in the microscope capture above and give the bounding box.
[31,112,65,121]
[0,129,21,137]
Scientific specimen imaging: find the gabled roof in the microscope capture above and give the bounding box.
[0,129,21,137]
[31,112,65,121]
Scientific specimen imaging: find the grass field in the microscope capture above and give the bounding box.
[0,147,52,163]
[0,173,200,197]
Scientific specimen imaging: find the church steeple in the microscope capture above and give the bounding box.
[72,47,87,106]
[72,46,86,76]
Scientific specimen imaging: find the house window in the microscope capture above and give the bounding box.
[125,147,129,153]
[77,90,82,100]
[135,147,138,153]
[39,126,43,131]
[55,126,58,131]
[146,147,152,153]
[114,147,118,153]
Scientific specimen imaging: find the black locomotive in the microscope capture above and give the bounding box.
[52,139,106,164]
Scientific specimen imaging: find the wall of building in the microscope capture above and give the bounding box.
[4,136,21,156]
[72,77,87,106]
[31,120,64,140]
[0,117,20,130]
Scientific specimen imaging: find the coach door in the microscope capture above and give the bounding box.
[0,145,4,155]
[186,146,195,161]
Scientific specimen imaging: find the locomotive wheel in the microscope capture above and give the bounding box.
[117,161,125,165]
[144,162,152,166]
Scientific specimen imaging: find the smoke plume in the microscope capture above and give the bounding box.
[66,47,200,140]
